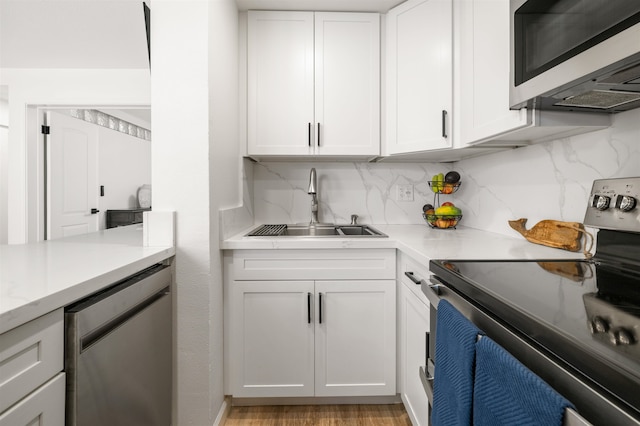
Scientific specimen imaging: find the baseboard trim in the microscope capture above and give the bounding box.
[231,394,402,407]
[213,396,232,426]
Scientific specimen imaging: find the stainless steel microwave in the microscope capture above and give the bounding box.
[510,0,640,113]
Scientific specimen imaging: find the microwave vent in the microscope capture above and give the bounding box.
[554,90,640,109]
[599,63,640,85]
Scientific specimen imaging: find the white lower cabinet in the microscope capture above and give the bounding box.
[230,280,316,397]
[0,309,64,426]
[227,249,396,398]
[397,253,431,426]
[0,373,65,426]
[315,280,396,397]
[399,283,431,426]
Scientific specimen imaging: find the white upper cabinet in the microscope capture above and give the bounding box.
[453,0,610,147]
[247,11,380,157]
[314,13,380,156]
[454,0,529,146]
[248,11,315,156]
[386,0,453,155]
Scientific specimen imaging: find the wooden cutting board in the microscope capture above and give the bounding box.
[508,218,589,253]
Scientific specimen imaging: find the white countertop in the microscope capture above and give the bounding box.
[0,226,175,334]
[3,223,585,335]
[223,224,587,267]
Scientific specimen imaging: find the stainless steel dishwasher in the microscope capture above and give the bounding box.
[65,263,172,426]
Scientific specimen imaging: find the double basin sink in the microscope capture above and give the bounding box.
[246,223,387,238]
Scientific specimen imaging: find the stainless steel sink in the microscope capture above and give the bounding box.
[245,224,387,238]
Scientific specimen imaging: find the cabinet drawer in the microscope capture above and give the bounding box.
[233,249,396,280]
[0,373,65,426]
[0,310,64,413]
[398,252,431,307]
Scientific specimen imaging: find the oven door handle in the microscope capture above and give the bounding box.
[405,271,444,294]
[428,276,444,295]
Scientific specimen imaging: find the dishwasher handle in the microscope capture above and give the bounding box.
[79,287,170,351]
[66,264,171,349]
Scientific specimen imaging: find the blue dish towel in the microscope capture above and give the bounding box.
[431,299,484,426]
[473,337,575,426]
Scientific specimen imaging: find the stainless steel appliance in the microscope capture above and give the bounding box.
[424,177,640,425]
[65,263,172,426]
[510,0,640,112]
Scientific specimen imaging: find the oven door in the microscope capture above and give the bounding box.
[421,275,637,426]
[509,0,640,110]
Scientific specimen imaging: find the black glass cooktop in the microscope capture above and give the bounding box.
[430,258,640,416]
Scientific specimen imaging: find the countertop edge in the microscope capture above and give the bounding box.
[1,234,175,335]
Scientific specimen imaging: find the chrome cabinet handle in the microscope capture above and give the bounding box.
[319,292,323,324]
[307,292,312,324]
[308,123,312,147]
[317,122,320,147]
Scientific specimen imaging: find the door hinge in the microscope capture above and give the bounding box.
[41,125,51,134]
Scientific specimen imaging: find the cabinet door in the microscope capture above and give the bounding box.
[247,11,315,156]
[314,13,380,156]
[229,281,315,397]
[0,309,63,414]
[386,0,452,155]
[314,280,396,396]
[400,282,431,426]
[0,373,65,426]
[456,0,529,146]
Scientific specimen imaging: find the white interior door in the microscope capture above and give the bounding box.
[47,111,99,239]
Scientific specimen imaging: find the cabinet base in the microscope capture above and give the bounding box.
[230,395,401,407]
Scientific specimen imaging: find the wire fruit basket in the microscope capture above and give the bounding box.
[423,213,463,229]
[427,181,461,195]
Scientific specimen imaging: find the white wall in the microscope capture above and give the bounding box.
[0,69,150,243]
[0,97,8,244]
[98,125,152,227]
[209,0,240,419]
[151,0,240,424]
[0,0,151,243]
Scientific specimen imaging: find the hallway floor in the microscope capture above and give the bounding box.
[224,404,412,425]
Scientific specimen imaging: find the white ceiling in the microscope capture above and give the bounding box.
[0,1,149,69]
[235,0,406,13]
[0,0,405,71]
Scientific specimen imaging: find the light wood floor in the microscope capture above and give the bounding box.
[224,404,412,425]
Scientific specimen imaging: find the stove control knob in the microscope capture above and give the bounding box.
[608,328,635,346]
[615,195,637,212]
[589,316,609,334]
[592,195,611,211]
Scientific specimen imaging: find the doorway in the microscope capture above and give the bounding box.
[35,106,151,240]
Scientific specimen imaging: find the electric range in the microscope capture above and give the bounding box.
[428,177,640,425]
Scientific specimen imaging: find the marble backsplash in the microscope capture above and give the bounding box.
[223,109,640,238]
[457,108,640,235]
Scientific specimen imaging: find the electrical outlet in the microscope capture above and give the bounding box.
[397,184,414,202]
